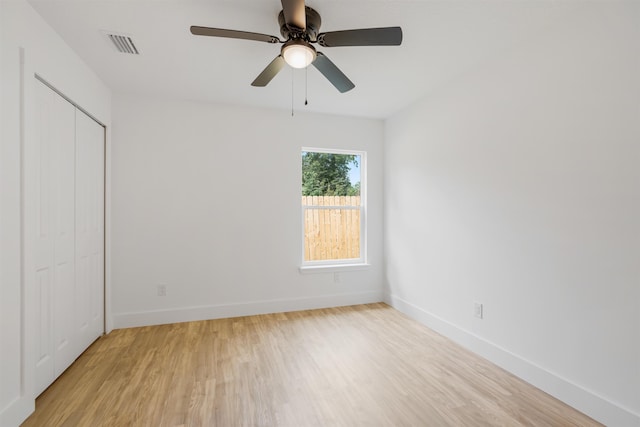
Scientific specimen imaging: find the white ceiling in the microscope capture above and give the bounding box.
[27,0,583,119]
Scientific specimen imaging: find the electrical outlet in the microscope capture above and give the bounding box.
[474,302,483,319]
[333,273,340,283]
[157,285,167,297]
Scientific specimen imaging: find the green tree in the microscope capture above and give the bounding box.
[347,181,360,197]
[302,152,359,196]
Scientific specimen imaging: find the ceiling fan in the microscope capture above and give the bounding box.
[190,0,403,93]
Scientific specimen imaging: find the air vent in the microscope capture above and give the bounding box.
[103,32,140,54]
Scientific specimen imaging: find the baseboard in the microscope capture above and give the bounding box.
[113,291,384,329]
[0,395,34,427]
[386,293,640,427]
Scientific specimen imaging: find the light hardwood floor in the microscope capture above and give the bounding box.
[22,303,601,426]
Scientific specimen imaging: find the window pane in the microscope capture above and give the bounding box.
[301,149,364,265]
[301,152,360,198]
[303,208,361,261]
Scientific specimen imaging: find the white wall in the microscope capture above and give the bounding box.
[0,1,111,425]
[384,2,639,426]
[111,94,384,327]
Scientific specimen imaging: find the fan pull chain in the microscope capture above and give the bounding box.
[305,66,308,106]
[291,68,294,117]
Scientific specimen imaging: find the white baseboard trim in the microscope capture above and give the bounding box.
[386,293,640,427]
[0,395,34,427]
[113,291,384,329]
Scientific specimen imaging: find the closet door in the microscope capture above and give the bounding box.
[75,110,105,352]
[33,80,105,396]
[33,81,78,395]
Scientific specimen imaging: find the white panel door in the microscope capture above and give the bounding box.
[33,80,105,396]
[33,81,77,394]
[75,110,105,352]
[34,80,55,395]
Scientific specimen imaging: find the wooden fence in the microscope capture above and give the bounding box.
[302,196,360,261]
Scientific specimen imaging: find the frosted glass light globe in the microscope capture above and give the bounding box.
[282,41,316,69]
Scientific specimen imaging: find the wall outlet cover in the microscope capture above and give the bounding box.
[474,302,483,319]
[157,285,167,297]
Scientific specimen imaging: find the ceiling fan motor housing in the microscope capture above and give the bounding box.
[278,6,321,41]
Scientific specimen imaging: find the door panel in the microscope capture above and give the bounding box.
[33,82,56,394]
[52,94,77,378]
[34,267,53,395]
[75,109,105,351]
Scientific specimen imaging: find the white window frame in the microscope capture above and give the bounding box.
[300,147,367,272]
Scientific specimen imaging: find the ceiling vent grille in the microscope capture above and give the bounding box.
[104,32,140,54]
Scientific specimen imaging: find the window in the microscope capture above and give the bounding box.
[301,148,366,268]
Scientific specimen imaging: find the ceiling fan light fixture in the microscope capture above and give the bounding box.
[190,2,403,92]
[282,40,316,68]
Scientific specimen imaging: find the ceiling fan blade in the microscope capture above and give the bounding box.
[281,0,306,30]
[251,55,286,87]
[317,27,403,47]
[190,26,281,44]
[312,52,355,93]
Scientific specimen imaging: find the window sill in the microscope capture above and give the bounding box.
[298,263,371,274]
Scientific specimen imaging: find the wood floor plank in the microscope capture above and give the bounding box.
[21,303,601,427]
